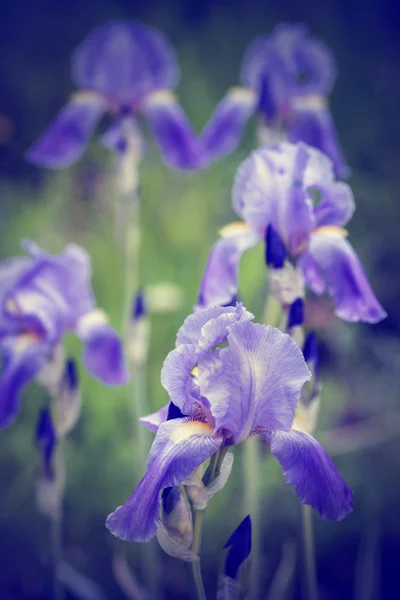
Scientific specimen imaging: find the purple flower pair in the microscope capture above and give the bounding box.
[0,241,127,428]
[27,21,205,171]
[198,142,386,325]
[106,304,353,543]
[201,24,348,177]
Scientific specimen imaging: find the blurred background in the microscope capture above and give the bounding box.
[1,0,400,598]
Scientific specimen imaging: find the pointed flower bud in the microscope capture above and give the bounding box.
[156,486,196,562]
[297,332,322,433]
[35,407,64,520]
[35,406,57,481]
[55,358,81,437]
[217,515,252,599]
[127,290,150,372]
[265,224,286,269]
[287,297,304,329]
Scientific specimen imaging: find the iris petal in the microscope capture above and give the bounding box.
[265,428,354,521]
[106,418,222,542]
[139,402,169,433]
[26,97,106,169]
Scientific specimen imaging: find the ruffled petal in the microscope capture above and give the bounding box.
[265,428,353,520]
[308,233,387,323]
[197,231,260,308]
[199,321,310,443]
[106,418,222,542]
[139,402,169,433]
[201,88,256,162]
[0,336,51,428]
[26,97,106,169]
[72,21,179,106]
[142,90,204,170]
[77,310,129,385]
[289,107,349,179]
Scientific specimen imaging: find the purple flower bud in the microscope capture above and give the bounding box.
[224,515,252,579]
[35,407,57,480]
[287,297,304,329]
[131,290,146,320]
[265,225,286,269]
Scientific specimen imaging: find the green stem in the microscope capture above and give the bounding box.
[51,513,64,600]
[301,504,319,600]
[189,558,207,600]
[243,436,260,599]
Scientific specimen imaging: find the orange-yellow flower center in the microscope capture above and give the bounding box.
[170,421,214,444]
[313,225,348,238]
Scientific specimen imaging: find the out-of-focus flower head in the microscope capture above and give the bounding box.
[27,21,205,171]
[106,303,353,543]
[201,24,348,177]
[198,142,386,325]
[0,240,128,428]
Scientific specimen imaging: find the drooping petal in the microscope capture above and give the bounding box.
[139,402,169,433]
[197,231,260,308]
[307,233,387,323]
[199,321,310,443]
[298,251,326,295]
[289,107,349,179]
[72,21,179,106]
[106,418,222,542]
[200,88,256,163]
[0,336,51,429]
[265,428,353,520]
[77,310,129,384]
[26,97,106,169]
[141,90,205,170]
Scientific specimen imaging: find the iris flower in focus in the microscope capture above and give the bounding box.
[106,303,353,543]
[201,24,348,177]
[27,21,204,171]
[0,240,128,428]
[198,142,386,324]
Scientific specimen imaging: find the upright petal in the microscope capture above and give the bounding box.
[0,336,51,429]
[197,231,260,308]
[308,233,387,323]
[199,321,310,443]
[26,97,106,169]
[77,310,129,384]
[106,418,222,542]
[265,428,353,521]
[141,90,205,170]
[72,21,179,106]
[289,107,349,179]
[313,181,355,228]
[201,88,256,163]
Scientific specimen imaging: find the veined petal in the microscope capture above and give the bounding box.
[160,344,200,415]
[106,418,222,542]
[201,87,256,163]
[72,21,179,106]
[199,321,310,443]
[139,402,169,433]
[265,428,353,520]
[289,107,350,179]
[77,310,129,384]
[308,233,387,323]
[197,232,260,308]
[26,97,106,169]
[142,90,204,170]
[0,336,51,428]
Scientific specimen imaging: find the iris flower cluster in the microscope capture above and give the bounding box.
[1,16,388,599]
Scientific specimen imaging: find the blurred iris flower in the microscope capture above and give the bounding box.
[106,303,353,543]
[198,142,386,324]
[0,240,128,428]
[201,24,348,177]
[27,21,204,170]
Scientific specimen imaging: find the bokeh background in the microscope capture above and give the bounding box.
[1,0,400,598]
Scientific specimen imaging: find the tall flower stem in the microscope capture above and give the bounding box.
[188,449,226,600]
[50,510,64,600]
[116,121,156,597]
[301,504,319,600]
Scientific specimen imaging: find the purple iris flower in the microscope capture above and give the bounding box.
[198,142,386,324]
[0,240,128,428]
[201,24,348,178]
[106,303,353,543]
[27,21,204,171]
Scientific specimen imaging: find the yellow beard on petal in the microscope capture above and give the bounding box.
[313,225,349,239]
[170,421,214,444]
[219,221,252,238]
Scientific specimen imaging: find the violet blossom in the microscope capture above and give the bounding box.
[0,240,128,428]
[27,21,204,171]
[201,24,348,177]
[106,303,353,543]
[198,142,386,324]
